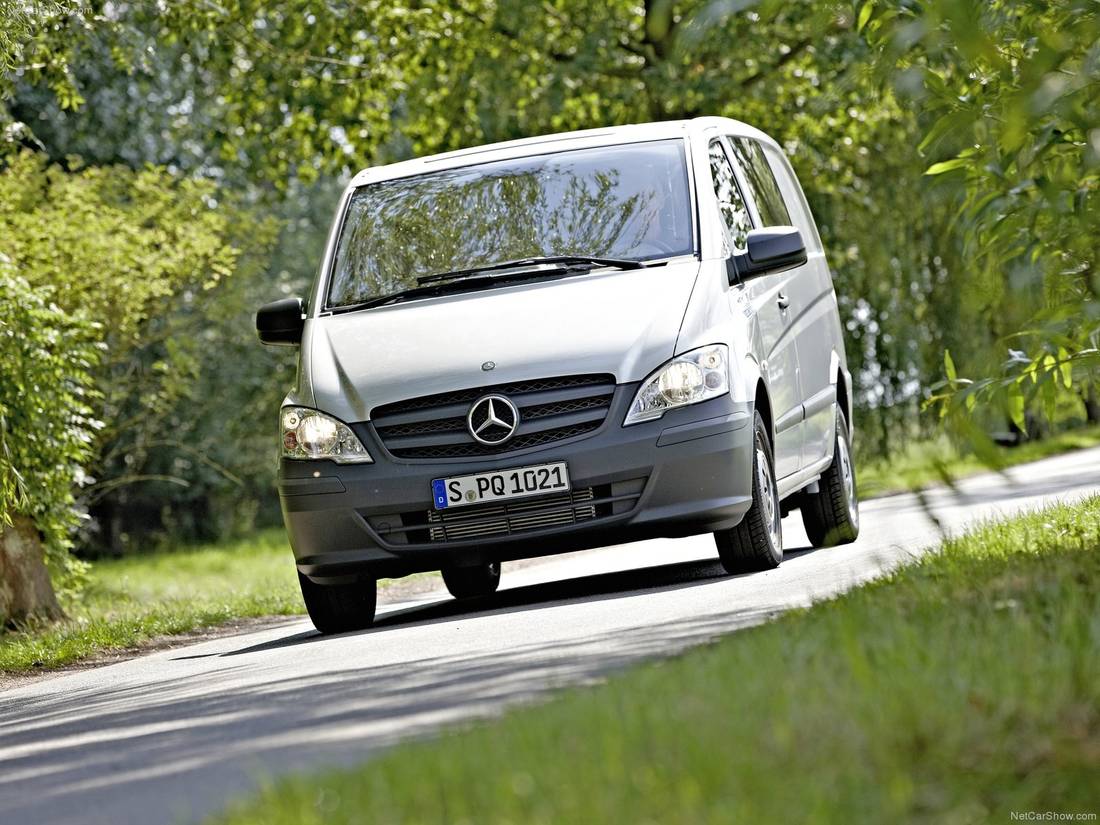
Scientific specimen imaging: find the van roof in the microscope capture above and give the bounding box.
[348,117,778,187]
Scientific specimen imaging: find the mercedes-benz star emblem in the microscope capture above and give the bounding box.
[467,395,519,445]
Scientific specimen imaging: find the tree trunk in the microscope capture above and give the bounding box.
[1083,383,1100,425]
[1024,410,1048,442]
[0,516,62,626]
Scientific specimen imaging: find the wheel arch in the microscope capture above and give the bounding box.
[829,350,853,437]
[835,369,852,437]
[753,380,774,448]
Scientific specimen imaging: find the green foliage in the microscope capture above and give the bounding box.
[211,497,1100,824]
[0,151,277,553]
[864,0,1100,436]
[0,262,99,577]
[0,1,87,145]
[0,2,38,68]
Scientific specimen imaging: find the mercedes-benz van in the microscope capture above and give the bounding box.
[257,117,860,634]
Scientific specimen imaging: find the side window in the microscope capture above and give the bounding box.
[729,137,791,227]
[708,140,752,252]
[760,141,824,255]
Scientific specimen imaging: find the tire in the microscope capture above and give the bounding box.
[801,408,860,548]
[441,562,501,599]
[714,411,783,573]
[298,573,377,635]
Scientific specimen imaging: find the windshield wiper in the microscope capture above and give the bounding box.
[330,255,659,314]
[416,255,647,286]
[328,284,452,314]
[330,264,595,314]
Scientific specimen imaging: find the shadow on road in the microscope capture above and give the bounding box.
[198,545,816,659]
[0,559,793,825]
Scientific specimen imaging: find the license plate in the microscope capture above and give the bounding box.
[431,462,571,510]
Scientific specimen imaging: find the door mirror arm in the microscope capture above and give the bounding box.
[725,256,743,287]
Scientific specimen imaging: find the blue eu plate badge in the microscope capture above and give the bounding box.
[431,479,449,509]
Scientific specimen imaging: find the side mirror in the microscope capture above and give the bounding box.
[256,297,305,346]
[730,226,807,282]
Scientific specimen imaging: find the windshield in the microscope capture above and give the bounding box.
[326,139,695,308]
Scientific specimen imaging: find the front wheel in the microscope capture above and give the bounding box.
[801,408,860,548]
[441,562,501,600]
[714,411,783,573]
[298,573,377,635]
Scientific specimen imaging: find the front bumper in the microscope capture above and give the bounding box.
[279,385,754,581]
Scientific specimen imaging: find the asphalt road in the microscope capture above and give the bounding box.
[3,447,1099,825]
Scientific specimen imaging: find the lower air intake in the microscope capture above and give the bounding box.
[426,488,597,542]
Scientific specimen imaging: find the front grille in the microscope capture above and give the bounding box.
[377,418,466,438]
[370,374,615,460]
[523,395,610,419]
[426,488,597,542]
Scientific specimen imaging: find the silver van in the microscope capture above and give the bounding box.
[257,118,859,634]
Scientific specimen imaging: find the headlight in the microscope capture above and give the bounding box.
[624,344,730,425]
[281,407,373,463]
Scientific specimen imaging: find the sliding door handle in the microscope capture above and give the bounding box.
[776,292,790,311]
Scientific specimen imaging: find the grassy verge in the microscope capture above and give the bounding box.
[213,498,1100,824]
[0,529,304,672]
[858,424,1100,498]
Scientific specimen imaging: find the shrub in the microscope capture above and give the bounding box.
[0,262,99,587]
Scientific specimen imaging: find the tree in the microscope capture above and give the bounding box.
[0,150,274,617]
[862,0,1100,446]
[0,152,277,554]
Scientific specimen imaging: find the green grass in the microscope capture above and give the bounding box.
[858,424,1100,498]
[0,529,305,672]
[212,498,1100,825]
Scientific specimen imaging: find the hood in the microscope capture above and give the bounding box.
[300,260,701,422]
